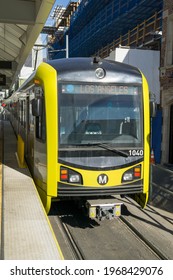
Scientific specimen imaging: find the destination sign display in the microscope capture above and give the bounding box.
[61,84,139,95]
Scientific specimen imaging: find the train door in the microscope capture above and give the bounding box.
[33,86,47,187]
[26,91,35,171]
[18,98,27,149]
[25,96,29,154]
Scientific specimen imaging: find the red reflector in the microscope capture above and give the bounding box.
[134,172,141,177]
[61,174,68,180]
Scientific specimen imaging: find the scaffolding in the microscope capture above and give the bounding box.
[42,2,79,49]
[51,0,163,59]
[95,10,162,58]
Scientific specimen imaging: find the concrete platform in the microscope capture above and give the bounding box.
[0,120,63,260]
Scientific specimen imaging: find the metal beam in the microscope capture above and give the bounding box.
[11,0,55,88]
[0,0,55,89]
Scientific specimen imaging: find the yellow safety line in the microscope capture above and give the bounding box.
[24,162,64,260]
[0,121,2,258]
[31,175,64,260]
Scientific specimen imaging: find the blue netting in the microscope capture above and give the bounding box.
[51,0,163,59]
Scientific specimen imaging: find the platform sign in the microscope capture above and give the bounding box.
[0,74,6,86]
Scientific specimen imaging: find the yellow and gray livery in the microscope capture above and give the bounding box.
[4,57,155,219]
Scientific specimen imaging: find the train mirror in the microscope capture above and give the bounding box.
[149,92,157,118]
[150,101,157,118]
[31,98,43,117]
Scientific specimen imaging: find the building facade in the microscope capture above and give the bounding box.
[50,0,162,59]
[160,1,173,163]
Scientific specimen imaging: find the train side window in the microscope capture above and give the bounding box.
[34,86,46,142]
[35,102,46,141]
[19,99,26,127]
[18,100,25,126]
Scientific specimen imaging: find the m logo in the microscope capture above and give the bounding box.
[97,174,108,185]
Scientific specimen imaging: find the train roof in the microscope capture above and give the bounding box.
[47,57,142,84]
[3,57,143,105]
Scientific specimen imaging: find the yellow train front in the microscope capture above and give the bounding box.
[5,57,152,218]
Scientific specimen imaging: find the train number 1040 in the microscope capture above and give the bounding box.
[129,149,144,156]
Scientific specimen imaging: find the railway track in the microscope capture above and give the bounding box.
[118,194,173,259]
[49,200,171,260]
[125,195,173,227]
[119,216,168,260]
[49,214,85,260]
[146,203,173,226]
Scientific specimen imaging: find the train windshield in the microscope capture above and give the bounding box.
[58,83,143,148]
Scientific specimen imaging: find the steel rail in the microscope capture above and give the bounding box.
[124,195,173,226]
[52,215,85,260]
[152,182,173,197]
[120,216,168,260]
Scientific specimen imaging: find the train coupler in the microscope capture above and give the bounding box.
[86,198,123,220]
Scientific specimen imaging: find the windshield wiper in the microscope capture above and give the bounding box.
[75,142,129,157]
[97,143,129,157]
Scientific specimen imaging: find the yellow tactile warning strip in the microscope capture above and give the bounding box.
[0,120,3,259]
[2,120,64,260]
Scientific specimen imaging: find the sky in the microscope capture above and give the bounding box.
[55,0,70,6]
[53,0,77,10]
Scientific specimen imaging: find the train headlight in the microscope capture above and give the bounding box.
[122,172,133,182]
[60,167,82,184]
[122,165,141,182]
[69,174,80,183]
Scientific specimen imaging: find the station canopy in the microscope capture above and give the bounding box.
[0,0,55,90]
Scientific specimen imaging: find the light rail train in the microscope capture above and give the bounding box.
[4,57,155,218]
